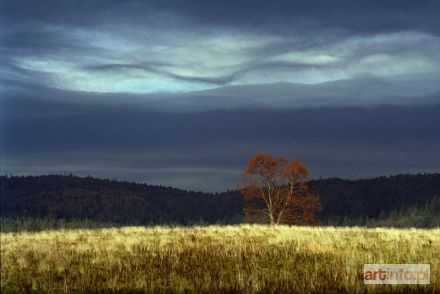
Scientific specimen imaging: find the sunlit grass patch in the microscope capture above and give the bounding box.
[1,225,439,293]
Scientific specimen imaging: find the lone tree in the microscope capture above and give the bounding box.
[240,153,322,225]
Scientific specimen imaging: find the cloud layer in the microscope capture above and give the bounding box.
[3,95,440,191]
[2,0,440,104]
[2,0,440,190]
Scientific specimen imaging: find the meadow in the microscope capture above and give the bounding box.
[1,225,439,293]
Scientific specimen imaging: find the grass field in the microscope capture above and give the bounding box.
[1,225,439,293]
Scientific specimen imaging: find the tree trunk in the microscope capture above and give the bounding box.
[276,211,283,225]
[269,213,275,225]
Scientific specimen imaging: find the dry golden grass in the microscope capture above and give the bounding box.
[1,225,439,293]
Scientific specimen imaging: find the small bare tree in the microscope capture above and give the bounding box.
[240,153,322,225]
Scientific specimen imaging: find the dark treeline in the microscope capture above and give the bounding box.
[0,175,243,226]
[311,173,440,223]
[1,173,440,229]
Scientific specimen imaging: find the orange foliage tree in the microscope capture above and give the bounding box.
[240,153,322,225]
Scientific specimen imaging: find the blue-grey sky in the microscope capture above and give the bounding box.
[1,0,440,191]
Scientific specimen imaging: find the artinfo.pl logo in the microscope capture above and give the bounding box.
[364,264,430,285]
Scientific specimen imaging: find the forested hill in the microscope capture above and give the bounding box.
[1,174,440,225]
[311,173,440,221]
[0,175,243,225]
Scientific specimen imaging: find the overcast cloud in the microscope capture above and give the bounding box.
[1,0,439,190]
[2,0,440,97]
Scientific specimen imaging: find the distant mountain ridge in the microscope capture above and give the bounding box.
[1,173,440,225]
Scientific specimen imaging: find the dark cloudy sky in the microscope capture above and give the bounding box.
[1,0,440,191]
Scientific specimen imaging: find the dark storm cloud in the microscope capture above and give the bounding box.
[3,89,440,191]
[143,0,440,38]
[6,0,438,35]
[2,0,440,190]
